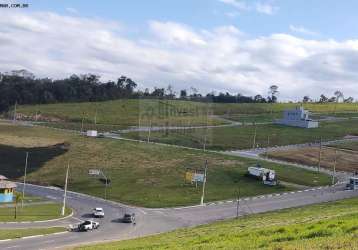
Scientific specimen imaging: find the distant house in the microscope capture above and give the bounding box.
[0,175,16,203]
[275,106,318,128]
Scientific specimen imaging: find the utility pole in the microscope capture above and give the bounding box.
[81,114,84,134]
[265,135,270,158]
[147,119,152,143]
[332,149,337,185]
[94,106,98,127]
[200,160,208,206]
[61,163,70,216]
[236,188,240,219]
[13,101,17,123]
[317,137,322,172]
[252,123,257,149]
[21,152,29,208]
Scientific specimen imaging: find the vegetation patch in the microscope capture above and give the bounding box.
[75,198,358,250]
[0,227,66,240]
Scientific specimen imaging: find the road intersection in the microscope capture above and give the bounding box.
[0,182,357,250]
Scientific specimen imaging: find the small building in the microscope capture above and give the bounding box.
[86,130,98,137]
[0,175,16,203]
[275,106,318,128]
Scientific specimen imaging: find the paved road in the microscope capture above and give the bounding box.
[1,183,358,250]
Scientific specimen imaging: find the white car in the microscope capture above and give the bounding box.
[93,207,104,218]
[78,220,99,231]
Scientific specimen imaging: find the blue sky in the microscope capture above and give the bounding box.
[27,0,358,40]
[1,0,358,100]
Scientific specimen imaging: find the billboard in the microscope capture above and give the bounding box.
[185,170,204,183]
[88,169,101,176]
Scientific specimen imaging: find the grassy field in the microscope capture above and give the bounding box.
[125,119,358,150]
[0,227,66,240]
[0,122,330,207]
[75,198,358,250]
[0,203,71,222]
[15,99,225,130]
[12,100,358,130]
[267,146,358,172]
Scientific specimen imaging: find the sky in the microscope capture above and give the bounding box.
[1,0,358,101]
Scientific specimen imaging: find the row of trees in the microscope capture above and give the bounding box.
[303,91,354,103]
[0,71,281,112]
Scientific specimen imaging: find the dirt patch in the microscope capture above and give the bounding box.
[0,134,65,148]
[268,147,358,172]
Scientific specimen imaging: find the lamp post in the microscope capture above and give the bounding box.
[21,152,29,208]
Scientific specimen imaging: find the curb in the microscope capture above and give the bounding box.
[0,209,73,225]
[0,231,68,242]
[204,185,353,206]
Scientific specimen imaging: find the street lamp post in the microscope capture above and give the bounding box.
[61,163,70,216]
[21,152,29,208]
[200,160,208,206]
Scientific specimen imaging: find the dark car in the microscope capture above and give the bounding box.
[122,213,135,223]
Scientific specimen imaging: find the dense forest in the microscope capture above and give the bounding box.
[0,70,271,112]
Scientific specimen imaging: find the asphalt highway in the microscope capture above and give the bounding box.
[0,183,357,250]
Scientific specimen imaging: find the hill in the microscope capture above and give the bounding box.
[11,100,358,131]
[0,121,330,207]
[75,197,358,250]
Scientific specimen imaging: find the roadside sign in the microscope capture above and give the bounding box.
[185,171,194,183]
[185,170,204,183]
[193,173,204,182]
[88,169,100,176]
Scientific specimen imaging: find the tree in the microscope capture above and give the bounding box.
[14,193,22,219]
[302,96,311,103]
[166,84,175,99]
[319,94,328,103]
[254,95,266,103]
[344,97,354,103]
[334,90,344,103]
[180,89,187,99]
[268,85,279,103]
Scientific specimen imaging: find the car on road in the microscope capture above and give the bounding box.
[93,207,104,218]
[78,220,100,231]
[122,213,136,223]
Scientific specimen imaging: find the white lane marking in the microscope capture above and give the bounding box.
[6,246,19,249]
[42,240,55,244]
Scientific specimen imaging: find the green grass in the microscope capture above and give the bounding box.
[125,119,358,150]
[75,198,358,250]
[0,227,66,240]
[16,99,225,130]
[0,122,330,208]
[0,203,71,222]
[13,100,358,130]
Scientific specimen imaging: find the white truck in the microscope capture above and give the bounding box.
[248,165,277,186]
[347,177,358,190]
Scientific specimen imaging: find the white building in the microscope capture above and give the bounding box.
[275,106,318,128]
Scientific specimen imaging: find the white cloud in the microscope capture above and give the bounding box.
[219,0,250,11]
[65,7,78,14]
[255,2,278,15]
[219,0,278,15]
[289,25,319,36]
[0,11,358,100]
